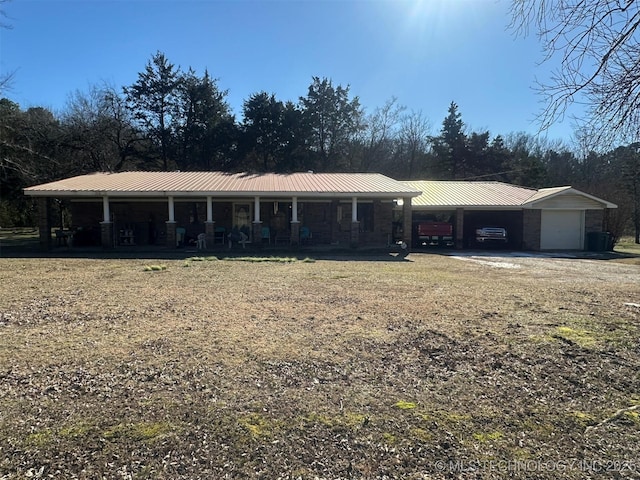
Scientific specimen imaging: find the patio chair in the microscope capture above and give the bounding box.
[197,233,207,250]
[261,226,271,244]
[214,226,226,244]
[300,226,312,245]
[176,227,186,247]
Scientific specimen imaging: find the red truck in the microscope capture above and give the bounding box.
[417,222,454,247]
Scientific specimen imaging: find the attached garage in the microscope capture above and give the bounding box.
[403,181,617,251]
[525,187,618,251]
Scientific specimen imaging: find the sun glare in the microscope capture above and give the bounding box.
[398,0,486,47]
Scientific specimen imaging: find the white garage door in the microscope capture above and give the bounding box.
[540,210,584,250]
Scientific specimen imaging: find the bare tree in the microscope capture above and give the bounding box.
[359,97,405,171]
[398,110,431,178]
[510,0,640,147]
[63,84,143,172]
[0,0,15,94]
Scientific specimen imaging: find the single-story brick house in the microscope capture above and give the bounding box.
[24,171,421,250]
[403,181,617,250]
[24,173,617,252]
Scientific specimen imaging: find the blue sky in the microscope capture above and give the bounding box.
[1,0,574,142]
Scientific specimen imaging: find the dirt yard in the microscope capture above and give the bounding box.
[0,252,638,479]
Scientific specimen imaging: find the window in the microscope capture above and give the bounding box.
[233,203,251,228]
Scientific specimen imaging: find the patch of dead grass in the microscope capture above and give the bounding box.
[0,253,638,478]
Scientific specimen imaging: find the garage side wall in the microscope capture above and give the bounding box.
[522,209,541,251]
[585,209,604,234]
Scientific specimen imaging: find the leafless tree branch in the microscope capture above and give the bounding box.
[510,0,640,146]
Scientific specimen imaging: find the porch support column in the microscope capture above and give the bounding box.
[351,197,358,222]
[205,196,215,247]
[37,197,52,251]
[206,196,213,222]
[290,196,300,245]
[351,196,360,248]
[168,196,175,223]
[100,196,113,249]
[455,208,464,249]
[253,196,261,223]
[402,197,412,250]
[292,197,299,223]
[166,196,177,248]
[102,196,110,223]
[252,196,262,245]
[289,197,300,246]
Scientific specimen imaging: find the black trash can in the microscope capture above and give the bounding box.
[586,232,611,251]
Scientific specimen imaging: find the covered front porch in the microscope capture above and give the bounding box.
[36,195,409,251]
[25,171,420,252]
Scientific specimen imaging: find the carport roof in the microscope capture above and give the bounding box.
[24,171,422,199]
[404,181,617,209]
[404,181,537,208]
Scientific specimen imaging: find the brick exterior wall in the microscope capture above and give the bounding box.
[205,221,215,248]
[585,209,604,233]
[350,221,360,247]
[455,208,464,249]
[165,222,177,248]
[522,209,541,251]
[67,198,397,248]
[252,221,264,246]
[402,198,412,248]
[37,197,52,251]
[290,221,300,245]
[100,222,114,249]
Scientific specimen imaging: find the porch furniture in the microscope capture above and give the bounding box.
[55,229,73,246]
[197,233,207,250]
[228,227,249,249]
[261,226,271,244]
[176,227,186,247]
[300,226,312,245]
[214,226,226,244]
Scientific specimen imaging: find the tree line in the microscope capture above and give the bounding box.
[0,52,638,241]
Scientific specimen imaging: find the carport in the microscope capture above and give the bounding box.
[402,181,617,251]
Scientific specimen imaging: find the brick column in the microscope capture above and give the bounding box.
[455,208,465,249]
[37,197,52,251]
[100,222,114,249]
[350,221,360,248]
[330,200,339,244]
[402,197,412,249]
[165,221,177,248]
[252,221,263,246]
[290,221,300,246]
[522,209,541,251]
[205,221,215,248]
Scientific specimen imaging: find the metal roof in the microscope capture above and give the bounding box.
[405,181,538,208]
[526,186,618,208]
[405,181,617,209]
[24,171,422,198]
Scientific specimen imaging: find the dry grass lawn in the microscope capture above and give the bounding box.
[0,252,639,479]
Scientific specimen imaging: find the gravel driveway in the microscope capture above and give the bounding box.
[447,251,640,286]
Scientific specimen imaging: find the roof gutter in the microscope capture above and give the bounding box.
[23,190,422,199]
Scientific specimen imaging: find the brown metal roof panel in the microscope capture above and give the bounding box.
[24,171,421,196]
[405,181,537,207]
